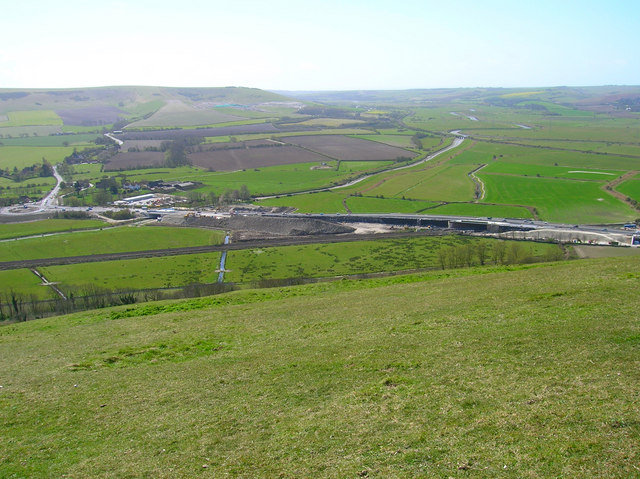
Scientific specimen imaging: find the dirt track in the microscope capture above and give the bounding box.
[0,230,452,271]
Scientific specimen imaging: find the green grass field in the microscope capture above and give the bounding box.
[224,236,560,283]
[364,163,476,202]
[0,133,97,147]
[0,146,77,169]
[480,173,636,223]
[0,219,108,240]
[41,252,222,291]
[0,110,63,127]
[1,256,639,477]
[0,268,52,299]
[615,178,640,203]
[0,226,225,262]
[0,176,56,200]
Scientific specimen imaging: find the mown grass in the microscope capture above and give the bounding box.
[0,219,108,240]
[0,226,225,262]
[1,256,639,477]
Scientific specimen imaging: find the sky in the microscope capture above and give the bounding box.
[1,0,639,90]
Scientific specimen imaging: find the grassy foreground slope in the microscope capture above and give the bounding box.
[1,257,640,478]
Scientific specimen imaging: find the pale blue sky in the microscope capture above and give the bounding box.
[1,0,638,90]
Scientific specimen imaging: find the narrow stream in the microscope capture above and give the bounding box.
[217,235,230,283]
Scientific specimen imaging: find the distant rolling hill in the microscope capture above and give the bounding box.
[0,86,297,133]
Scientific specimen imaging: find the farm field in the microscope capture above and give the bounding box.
[0,176,56,200]
[0,268,51,299]
[189,145,329,171]
[0,110,62,127]
[284,118,366,127]
[0,133,97,147]
[0,219,108,240]
[109,161,393,198]
[0,226,225,262]
[55,106,124,126]
[615,178,640,203]
[40,251,222,291]
[118,123,279,140]
[2,256,640,477]
[480,161,623,180]
[363,163,476,202]
[0,146,77,169]
[350,133,415,148]
[479,173,636,223]
[281,135,415,161]
[224,236,561,283]
[127,100,245,128]
[104,151,165,170]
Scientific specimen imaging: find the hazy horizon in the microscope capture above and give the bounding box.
[2,0,639,91]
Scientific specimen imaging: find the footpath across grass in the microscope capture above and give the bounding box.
[1,256,639,477]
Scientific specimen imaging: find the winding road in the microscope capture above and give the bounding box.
[39,164,64,211]
[255,134,466,200]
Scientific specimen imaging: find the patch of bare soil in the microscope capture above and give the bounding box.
[183,215,355,239]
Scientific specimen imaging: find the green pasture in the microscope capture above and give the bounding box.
[0,110,63,127]
[425,202,535,218]
[0,226,225,262]
[480,174,636,223]
[176,118,271,130]
[61,125,108,134]
[137,162,390,198]
[126,101,245,128]
[41,252,222,291]
[0,219,108,240]
[364,163,476,202]
[615,178,640,203]
[121,99,165,118]
[480,161,623,180]
[346,196,438,213]
[0,125,63,137]
[0,176,56,199]
[520,101,594,117]
[0,268,52,299]
[61,162,104,181]
[0,146,77,169]
[224,236,560,283]
[2,257,640,477]
[455,141,640,171]
[477,138,640,158]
